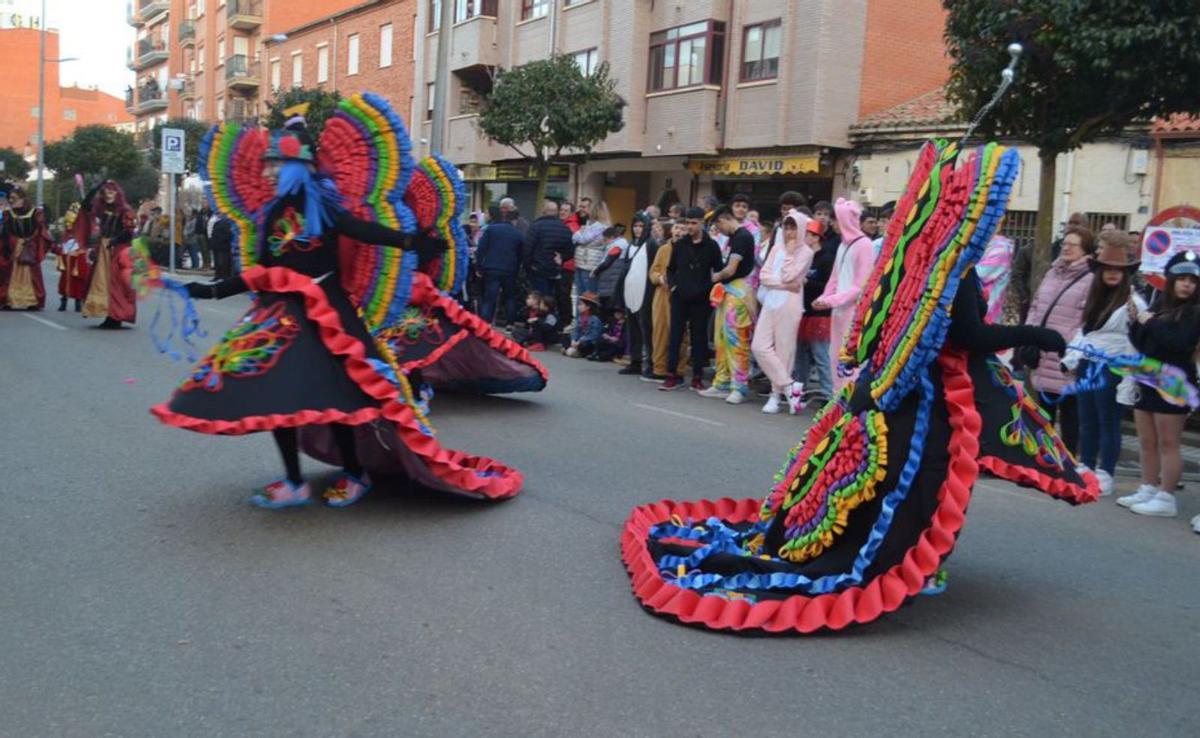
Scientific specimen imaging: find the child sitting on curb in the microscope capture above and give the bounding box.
[589,306,628,362]
[562,291,604,358]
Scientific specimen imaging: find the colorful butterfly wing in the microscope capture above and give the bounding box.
[318,92,419,334]
[841,141,1020,411]
[415,154,469,295]
[199,122,272,271]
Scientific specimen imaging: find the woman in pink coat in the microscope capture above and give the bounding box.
[1023,225,1095,454]
[812,198,874,392]
[752,211,814,414]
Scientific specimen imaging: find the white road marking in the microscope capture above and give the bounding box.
[20,313,67,331]
[632,403,726,427]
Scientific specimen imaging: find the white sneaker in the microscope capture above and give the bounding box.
[1094,469,1114,497]
[762,394,782,414]
[1130,491,1178,518]
[698,386,727,399]
[725,390,747,405]
[1074,464,1091,477]
[1191,514,1200,534]
[1117,484,1158,509]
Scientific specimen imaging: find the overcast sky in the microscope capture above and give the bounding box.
[41,0,131,97]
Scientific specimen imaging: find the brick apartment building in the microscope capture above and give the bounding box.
[412,0,949,224]
[127,0,415,155]
[0,27,132,157]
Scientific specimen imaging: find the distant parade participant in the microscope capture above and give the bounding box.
[1,185,50,311]
[53,203,90,312]
[77,180,138,328]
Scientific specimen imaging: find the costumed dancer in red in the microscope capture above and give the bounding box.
[151,97,529,508]
[1,185,50,311]
[52,203,90,312]
[77,180,138,328]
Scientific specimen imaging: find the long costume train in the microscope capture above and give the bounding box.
[151,94,543,500]
[620,141,1098,633]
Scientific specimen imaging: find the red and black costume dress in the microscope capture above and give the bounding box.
[0,203,50,310]
[77,183,138,326]
[151,191,523,500]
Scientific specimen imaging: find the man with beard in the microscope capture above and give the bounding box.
[76,181,138,328]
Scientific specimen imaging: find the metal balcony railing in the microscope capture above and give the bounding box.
[228,0,263,30]
[225,55,260,87]
[179,20,196,45]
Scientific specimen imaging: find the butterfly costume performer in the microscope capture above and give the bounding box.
[620,141,1100,633]
[151,95,544,508]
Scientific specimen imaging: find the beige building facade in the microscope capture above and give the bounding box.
[413,0,948,226]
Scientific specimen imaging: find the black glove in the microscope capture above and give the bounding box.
[184,281,215,300]
[1035,328,1067,355]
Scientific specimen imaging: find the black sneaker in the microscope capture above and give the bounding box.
[618,365,642,376]
[640,373,667,383]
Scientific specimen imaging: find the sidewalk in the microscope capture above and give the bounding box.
[1116,424,1200,482]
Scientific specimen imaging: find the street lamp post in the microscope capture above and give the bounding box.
[35,0,77,207]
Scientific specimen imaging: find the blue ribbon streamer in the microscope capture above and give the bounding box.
[148,277,207,362]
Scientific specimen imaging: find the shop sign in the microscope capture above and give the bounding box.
[463,163,569,181]
[687,155,821,177]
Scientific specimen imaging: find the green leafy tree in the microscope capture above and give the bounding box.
[150,118,210,175]
[119,164,163,207]
[43,125,143,191]
[478,55,626,203]
[0,147,31,181]
[944,0,1200,282]
[264,87,343,141]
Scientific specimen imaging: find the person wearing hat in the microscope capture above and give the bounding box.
[1062,230,1145,496]
[562,291,604,358]
[1121,248,1200,524]
[0,185,50,310]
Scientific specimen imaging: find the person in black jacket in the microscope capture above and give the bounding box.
[659,207,723,392]
[523,200,573,297]
[475,211,526,325]
[1121,250,1200,520]
[209,215,234,280]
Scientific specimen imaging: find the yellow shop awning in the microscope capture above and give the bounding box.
[687,154,822,177]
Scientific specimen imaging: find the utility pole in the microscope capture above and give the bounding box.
[36,0,47,206]
[429,0,454,152]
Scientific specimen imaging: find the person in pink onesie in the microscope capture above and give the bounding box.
[812,198,873,392]
[751,211,814,414]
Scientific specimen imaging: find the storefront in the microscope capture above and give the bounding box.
[687,149,835,220]
[460,163,570,217]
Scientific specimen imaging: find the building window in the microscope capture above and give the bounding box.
[270,59,281,90]
[1003,210,1039,253]
[347,33,360,75]
[217,36,225,66]
[30,106,40,118]
[1084,212,1130,234]
[521,0,549,20]
[563,0,589,6]
[571,48,598,77]
[197,0,205,15]
[197,44,205,71]
[455,0,497,22]
[317,45,329,83]
[233,35,249,58]
[429,0,438,32]
[741,19,781,81]
[217,97,225,121]
[648,20,725,92]
[63,108,76,121]
[196,98,204,119]
[426,82,435,121]
[292,52,302,87]
[379,24,393,68]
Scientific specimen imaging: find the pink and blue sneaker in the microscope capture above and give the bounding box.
[250,479,313,509]
[323,472,371,508]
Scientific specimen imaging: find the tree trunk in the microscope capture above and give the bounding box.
[1033,148,1058,289]
[534,159,549,208]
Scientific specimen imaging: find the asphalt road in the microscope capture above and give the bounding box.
[3,263,1198,737]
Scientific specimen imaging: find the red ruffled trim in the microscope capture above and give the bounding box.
[978,456,1099,505]
[619,349,981,633]
[151,266,523,500]
[151,404,383,435]
[408,273,550,384]
[395,322,471,373]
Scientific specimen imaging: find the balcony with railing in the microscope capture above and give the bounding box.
[138,0,170,25]
[228,0,263,31]
[127,1,139,27]
[228,100,259,126]
[134,37,170,69]
[129,84,168,115]
[180,79,197,101]
[225,55,260,90]
[179,20,196,47]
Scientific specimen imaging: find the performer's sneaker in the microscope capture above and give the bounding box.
[920,569,948,596]
[323,473,371,508]
[250,479,313,509]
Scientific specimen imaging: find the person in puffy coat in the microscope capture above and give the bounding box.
[523,200,573,296]
[1024,225,1096,454]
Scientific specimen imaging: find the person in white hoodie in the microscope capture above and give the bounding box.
[752,211,814,414]
[1061,231,1144,497]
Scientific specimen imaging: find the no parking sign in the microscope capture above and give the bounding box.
[1140,206,1200,276]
